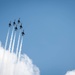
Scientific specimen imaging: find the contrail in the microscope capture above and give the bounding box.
[3,27,15,75]
[0,19,40,75]
[18,37,23,61]
[9,27,14,52]
[16,32,21,57]
[13,32,21,75]
[0,29,10,75]
[0,46,40,75]
[5,28,10,50]
[11,32,16,53]
[11,32,16,75]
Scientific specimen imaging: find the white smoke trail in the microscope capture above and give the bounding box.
[5,29,10,50]
[0,47,4,75]
[16,32,21,56]
[11,32,16,53]
[9,27,14,52]
[1,28,9,65]
[18,37,23,61]
[0,29,10,75]
[11,31,16,75]
[0,43,40,75]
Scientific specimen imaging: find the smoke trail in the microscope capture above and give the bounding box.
[16,32,21,56]
[13,33,21,75]
[0,29,10,75]
[5,29,10,50]
[9,27,14,52]
[0,19,40,75]
[11,32,16,53]
[18,37,23,61]
[0,44,40,75]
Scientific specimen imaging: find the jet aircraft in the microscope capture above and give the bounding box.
[15,26,18,31]
[20,24,23,29]
[13,21,16,25]
[22,30,25,36]
[18,18,20,24]
[9,22,11,27]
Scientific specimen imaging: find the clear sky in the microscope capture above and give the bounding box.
[0,0,75,75]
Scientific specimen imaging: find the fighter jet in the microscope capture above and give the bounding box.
[15,26,18,31]
[9,22,11,27]
[13,20,16,25]
[22,30,25,36]
[18,18,20,24]
[20,23,23,29]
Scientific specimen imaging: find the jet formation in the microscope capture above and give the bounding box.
[9,18,25,36]
[4,18,25,60]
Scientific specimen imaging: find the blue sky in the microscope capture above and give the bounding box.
[0,0,75,75]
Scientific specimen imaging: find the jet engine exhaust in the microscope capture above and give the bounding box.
[11,32,16,53]
[8,27,14,52]
[16,32,21,57]
[18,36,23,61]
[5,28,10,50]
